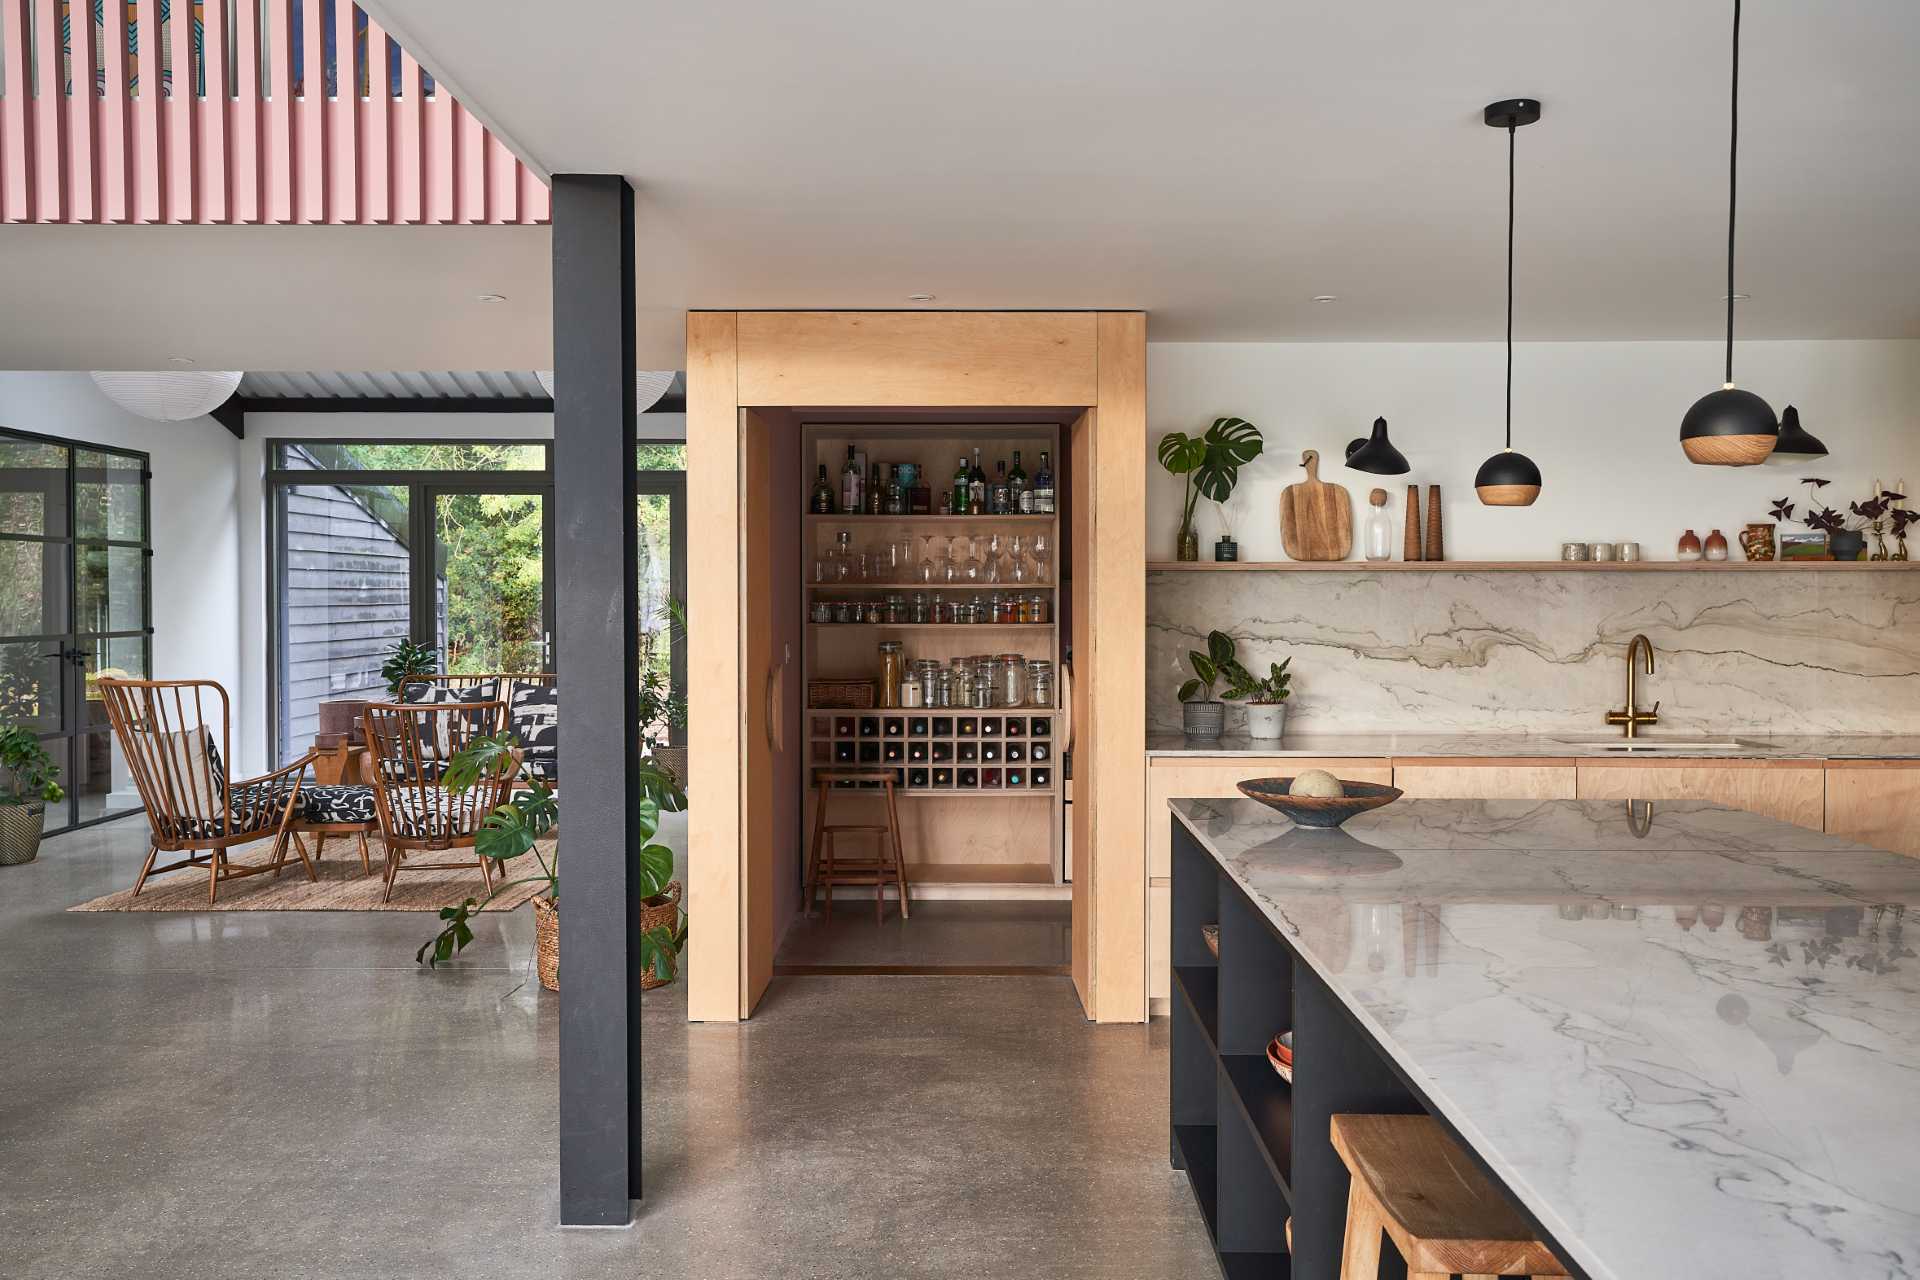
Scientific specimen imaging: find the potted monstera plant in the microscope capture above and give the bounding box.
[417,734,687,991]
[0,724,65,866]
[1158,417,1264,561]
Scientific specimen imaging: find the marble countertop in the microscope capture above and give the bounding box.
[1146,730,1920,760]
[1171,796,1920,1280]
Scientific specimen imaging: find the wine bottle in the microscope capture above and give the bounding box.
[1009,450,1030,513]
[1032,451,1055,514]
[810,463,836,514]
[866,462,884,514]
[991,461,1011,515]
[952,456,970,515]
[968,448,988,514]
[841,445,862,513]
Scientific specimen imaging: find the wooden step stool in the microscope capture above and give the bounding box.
[1331,1113,1568,1280]
[806,769,911,922]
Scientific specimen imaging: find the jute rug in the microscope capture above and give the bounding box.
[68,836,558,913]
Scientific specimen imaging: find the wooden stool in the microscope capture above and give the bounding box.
[1331,1114,1568,1280]
[806,770,911,922]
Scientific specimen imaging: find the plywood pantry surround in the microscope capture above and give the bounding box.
[686,311,1147,1023]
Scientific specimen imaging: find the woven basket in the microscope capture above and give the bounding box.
[808,679,875,710]
[650,745,688,790]
[532,896,560,991]
[639,880,683,990]
[0,803,46,866]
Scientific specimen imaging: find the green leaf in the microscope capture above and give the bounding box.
[1203,416,1264,467]
[1187,653,1216,686]
[1156,432,1206,475]
[639,841,675,900]
[475,817,535,863]
[1176,678,1202,703]
[1190,462,1241,503]
[1207,630,1236,666]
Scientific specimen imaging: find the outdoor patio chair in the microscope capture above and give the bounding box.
[97,678,315,903]
[405,674,557,787]
[362,700,517,903]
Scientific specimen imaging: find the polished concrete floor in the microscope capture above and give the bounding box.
[775,900,1073,970]
[1,818,1214,1279]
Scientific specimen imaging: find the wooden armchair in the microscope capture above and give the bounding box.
[96,678,315,903]
[362,700,516,903]
[404,673,557,788]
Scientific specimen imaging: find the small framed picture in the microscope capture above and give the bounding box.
[1779,531,1830,560]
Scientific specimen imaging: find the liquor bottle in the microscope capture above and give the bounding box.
[952,456,970,515]
[810,463,836,514]
[968,448,988,514]
[990,461,1012,515]
[1009,451,1030,513]
[909,462,932,515]
[866,463,885,514]
[1031,451,1055,514]
[841,445,862,513]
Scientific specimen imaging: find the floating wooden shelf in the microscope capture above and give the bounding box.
[1149,559,1919,573]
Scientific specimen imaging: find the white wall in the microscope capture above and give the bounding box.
[0,372,243,709]
[1146,341,1920,563]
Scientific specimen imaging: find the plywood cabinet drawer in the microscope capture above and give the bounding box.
[1392,759,1577,800]
[1825,762,1920,858]
[1146,757,1392,878]
[1574,761,1825,831]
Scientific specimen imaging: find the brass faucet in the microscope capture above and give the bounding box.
[1605,634,1660,738]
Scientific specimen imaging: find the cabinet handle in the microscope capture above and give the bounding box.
[765,664,784,753]
[1058,661,1074,755]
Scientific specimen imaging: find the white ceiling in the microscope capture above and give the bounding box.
[364,0,1920,343]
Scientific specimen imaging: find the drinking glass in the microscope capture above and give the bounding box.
[984,533,1005,584]
[1009,534,1029,583]
[962,536,982,583]
[1031,533,1051,583]
[918,534,938,583]
[896,538,916,583]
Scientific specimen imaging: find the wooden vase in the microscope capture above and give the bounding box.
[1403,485,1423,562]
[1423,485,1444,562]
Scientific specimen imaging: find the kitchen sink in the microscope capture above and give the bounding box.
[1550,737,1770,753]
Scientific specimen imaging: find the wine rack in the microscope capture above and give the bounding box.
[809,712,1056,794]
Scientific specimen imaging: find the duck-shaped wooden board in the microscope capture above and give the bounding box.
[1279,449,1352,561]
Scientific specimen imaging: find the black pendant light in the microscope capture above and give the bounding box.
[1475,98,1544,506]
[1680,0,1777,466]
[1346,416,1409,475]
[1771,404,1828,457]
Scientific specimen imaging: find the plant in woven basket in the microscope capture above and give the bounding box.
[380,637,440,699]
[416,734,688,985]
[0,724,64,807]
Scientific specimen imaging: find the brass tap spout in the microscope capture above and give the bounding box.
[1604,634,1661,738]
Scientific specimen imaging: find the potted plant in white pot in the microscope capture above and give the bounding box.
[0,724,66,865]
[1177,630,1240,739]
[1224,653,1293,739]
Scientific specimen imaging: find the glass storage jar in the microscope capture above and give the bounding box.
[884,594,907,624]
[831,601,856,624]
[998,653,1029,708]
[810,600,833,624]
[1026,659,1053,707]
[876,641,905,709]
[910,592,931,624]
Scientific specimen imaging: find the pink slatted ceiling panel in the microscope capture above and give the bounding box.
[0,0,546,224]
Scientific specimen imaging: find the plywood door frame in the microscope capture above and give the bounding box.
[688,310,1146,1024]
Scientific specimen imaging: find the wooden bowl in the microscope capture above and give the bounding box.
[1236,778,1404,828]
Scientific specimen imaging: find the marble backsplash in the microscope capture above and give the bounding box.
[1146,569,1920,736]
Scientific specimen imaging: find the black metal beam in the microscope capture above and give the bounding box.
[209,395,245,439]
[551,173,642,1227]
[232,393,684,415]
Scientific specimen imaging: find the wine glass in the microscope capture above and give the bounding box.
[984,533,1005,584]
[1031,532,1051,583]
[962,536,982,583]
[1009,534,1029,583]
[918,534,938,583]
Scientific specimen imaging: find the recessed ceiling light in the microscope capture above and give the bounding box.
[477,293,508,304]
[166,355,196,366]
[1310,295,1338,303]
[1723,293,1750,301]
[907,293,936,303]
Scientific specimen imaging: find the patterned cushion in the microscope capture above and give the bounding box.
[161,781,292,841]
[508,683,559,783]
[298,784,377,825]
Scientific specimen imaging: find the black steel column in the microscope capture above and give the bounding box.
[552,173,641,1226]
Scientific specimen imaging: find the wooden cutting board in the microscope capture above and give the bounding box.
[1280,449,1353,561]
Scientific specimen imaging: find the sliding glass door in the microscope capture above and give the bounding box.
[428,483,552,677]
[0,430,151,833]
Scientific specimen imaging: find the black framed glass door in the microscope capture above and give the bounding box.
[0,429,151,833]
[422,481,554,677]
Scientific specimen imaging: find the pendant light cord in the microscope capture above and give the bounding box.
[1725,0,1741,385]
[1506,122,1516,450]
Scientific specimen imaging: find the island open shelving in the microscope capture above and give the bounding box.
[801,422,1066,894]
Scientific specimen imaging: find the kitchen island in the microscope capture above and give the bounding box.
[1168,796,1920,1280]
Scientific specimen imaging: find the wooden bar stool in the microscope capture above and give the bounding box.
[1331,1114,1568,1280]
[806,769,911,922]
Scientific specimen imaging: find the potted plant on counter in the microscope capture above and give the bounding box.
[1224,653,1293,739]
[417,734,687,990]
[0,724,65,866]
[1158,416,1264,562]
[1177,630,1239,739]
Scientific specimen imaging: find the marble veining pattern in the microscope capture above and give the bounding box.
[1172,797,1920,1280]
[1147,569,1920,734]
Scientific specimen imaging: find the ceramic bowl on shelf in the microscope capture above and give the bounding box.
[1236,777,1403,828]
